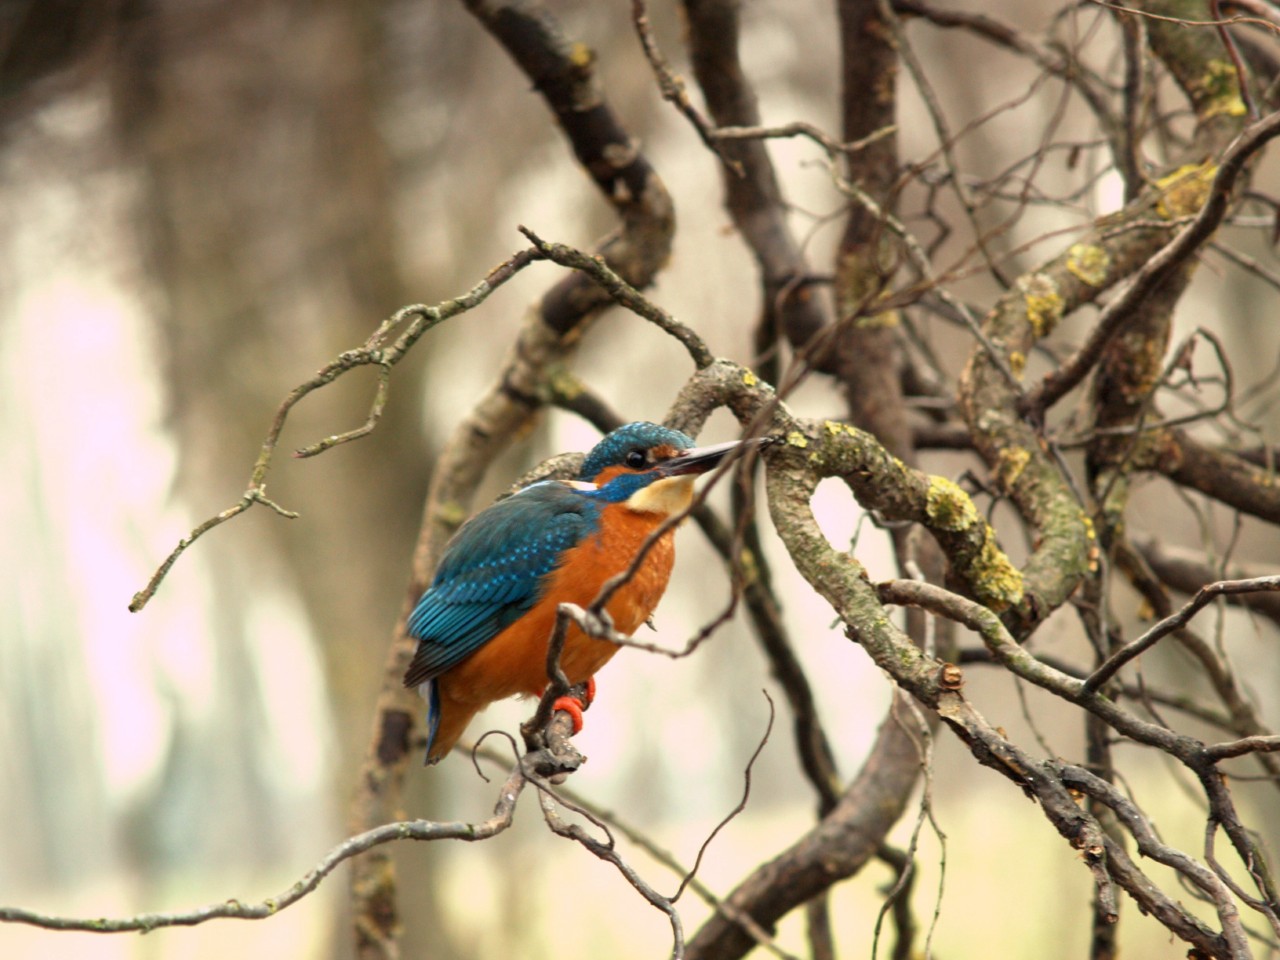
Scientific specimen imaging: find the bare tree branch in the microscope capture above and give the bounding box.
[1,762,530,934]
[1083,575,1280,694]
[127,248,542,613]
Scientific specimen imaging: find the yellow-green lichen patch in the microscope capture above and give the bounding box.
[854,309,901,331]
[1079,510,1096,544]
[547,366,584,400]
[971,528,1025,612]
[925,476,979,532]
[786,431,810,449]
[1080,510,1100,572]
[823,419,859,438]
[995,446,1031,492]
[1198,59,1248,119]
[437,500,470,528]
[742,369,759,387]
[835,251,879,318]
[568,41,595,70]
[1066,243,1110,287]
[1008,351,1026,378]
[1155,161,1217,219]
[1019,273,1064,338]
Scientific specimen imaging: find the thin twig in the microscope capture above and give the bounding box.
[672,691,775,903]
[519,226,715,369]
[1082,575,1280,695]
[0,763,528,933]
[630,0,739,173]
[128,247,543,612]
[709,121,896,160]
[826,164,1023,393]
[537,787,687,959]
[467,741,802,959]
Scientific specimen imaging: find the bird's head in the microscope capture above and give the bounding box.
[578,421,769,516]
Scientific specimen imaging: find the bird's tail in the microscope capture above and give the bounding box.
[418,679,442,765]
[417,679,480,765]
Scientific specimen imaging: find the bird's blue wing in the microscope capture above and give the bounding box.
[403,482,599,688]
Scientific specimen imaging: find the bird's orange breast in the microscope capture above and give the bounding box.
[438,503,677,708]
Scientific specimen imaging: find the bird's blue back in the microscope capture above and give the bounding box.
[404,481,602,686]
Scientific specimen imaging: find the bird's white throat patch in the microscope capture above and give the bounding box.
[625,474,697,516]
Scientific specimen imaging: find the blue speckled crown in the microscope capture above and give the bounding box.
[578,422,694,482]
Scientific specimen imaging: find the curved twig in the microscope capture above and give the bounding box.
[0,763,528,933]
[518,227,714,368]
[1082,575,1280,695]
[127,247,543,613]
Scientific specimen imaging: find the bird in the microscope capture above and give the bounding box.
[402,421,766,765]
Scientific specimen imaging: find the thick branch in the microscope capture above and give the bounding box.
[1024,108,1280,417]
[1156,430,1280,524]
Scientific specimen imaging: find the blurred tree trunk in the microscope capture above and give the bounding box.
[106,0,447,953]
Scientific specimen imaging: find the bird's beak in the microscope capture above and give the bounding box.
[659,436,773,477]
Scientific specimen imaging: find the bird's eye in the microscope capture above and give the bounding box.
[625,449,647,469]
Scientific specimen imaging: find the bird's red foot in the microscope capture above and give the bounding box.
[550,695,585,734]
[550,678,596,734]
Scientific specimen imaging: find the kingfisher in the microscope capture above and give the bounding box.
[403,421,765,765]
